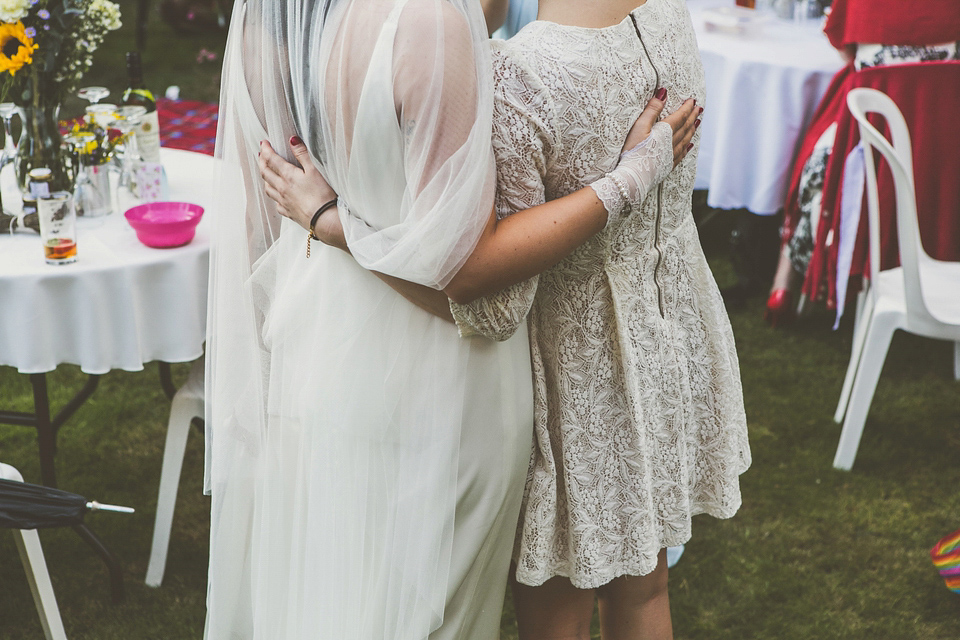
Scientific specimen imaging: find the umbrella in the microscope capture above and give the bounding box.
[0,478,134,530]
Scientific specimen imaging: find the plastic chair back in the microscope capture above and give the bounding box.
[845,88,939,333]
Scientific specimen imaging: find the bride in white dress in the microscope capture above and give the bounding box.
[216,0,697,638]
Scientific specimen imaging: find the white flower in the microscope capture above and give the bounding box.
[89,0,121,31]
[0,0,30,23]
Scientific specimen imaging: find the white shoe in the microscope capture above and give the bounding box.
[666,545,685,569]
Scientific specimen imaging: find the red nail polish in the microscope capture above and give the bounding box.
[695,119,701,128]
[687,143,694,151]
[290,135,303,147]
[655,88,667,101]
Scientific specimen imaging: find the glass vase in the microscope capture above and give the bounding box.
[74,163,113,218]
[15,103,71,193]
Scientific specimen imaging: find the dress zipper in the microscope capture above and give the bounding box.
[629,13,666,318]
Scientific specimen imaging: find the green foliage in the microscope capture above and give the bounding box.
[0,0,123,104]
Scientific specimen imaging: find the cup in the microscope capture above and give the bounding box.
[75,164,113,217]
[37,191,78,265]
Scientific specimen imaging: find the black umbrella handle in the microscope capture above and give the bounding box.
[72,523,125,604]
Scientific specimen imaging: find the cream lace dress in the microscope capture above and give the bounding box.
[451,0,751,589]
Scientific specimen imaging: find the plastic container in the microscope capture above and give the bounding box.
[124,201,204,248]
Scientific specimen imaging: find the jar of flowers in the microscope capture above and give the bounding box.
[0,0,121,192]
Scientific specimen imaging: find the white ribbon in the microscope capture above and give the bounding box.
[834,142,866,330]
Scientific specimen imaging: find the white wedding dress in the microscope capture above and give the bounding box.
[205,1,532,638]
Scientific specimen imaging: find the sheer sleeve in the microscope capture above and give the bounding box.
[317,0,497,289]
[450,50,552,341]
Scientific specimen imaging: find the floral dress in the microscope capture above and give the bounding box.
[451,0,751,589]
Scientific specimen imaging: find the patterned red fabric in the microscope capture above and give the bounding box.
[800,62,960,308]
[157,97,219,156]
[824,0,960,50]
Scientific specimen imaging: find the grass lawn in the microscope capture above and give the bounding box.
[2,2,959,638]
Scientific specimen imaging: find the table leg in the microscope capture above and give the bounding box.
[29,373,100,488]
[158,362,176,400]
[28,373,56,488]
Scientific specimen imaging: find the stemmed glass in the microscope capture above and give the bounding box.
[65,130,111,219]
[77,86,111,105]
[84,103,117,129]
[113,105,147,207]
[0,102,21,203]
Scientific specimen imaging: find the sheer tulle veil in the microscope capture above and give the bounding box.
[204,0,496,637]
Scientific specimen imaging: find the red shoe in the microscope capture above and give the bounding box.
[764,289,793,328]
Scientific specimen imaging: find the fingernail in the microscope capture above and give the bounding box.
[698,107,704,115]
[695,119,701,129]
[687,143,694,151]
[290,135,303,147]
[655,88,667,101]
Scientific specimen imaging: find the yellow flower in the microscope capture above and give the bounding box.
[0,21,38,76]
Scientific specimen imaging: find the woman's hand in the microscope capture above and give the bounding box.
[259,136,337,231]
[622,89,702,167]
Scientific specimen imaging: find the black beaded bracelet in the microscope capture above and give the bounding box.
[306,198,339,258]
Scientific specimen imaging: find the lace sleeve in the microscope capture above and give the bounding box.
[450,49,551,341]
[589,120,673,227]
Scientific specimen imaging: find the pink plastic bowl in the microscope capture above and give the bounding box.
[124,202,204,248]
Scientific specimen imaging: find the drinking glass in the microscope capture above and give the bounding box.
[0,102,20,206]
[113,105,147,209]
[65,131,111,218]
[85,103,117,129]
[37,192,78,265]
[793,0,813,25]
[77,86,111,105]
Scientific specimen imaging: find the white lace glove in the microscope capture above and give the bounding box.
[590,121,674,227]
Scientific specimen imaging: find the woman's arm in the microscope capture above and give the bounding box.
[260,94,698,304]
[260,139,455,321]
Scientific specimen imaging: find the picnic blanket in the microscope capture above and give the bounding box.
[157,98,218,155]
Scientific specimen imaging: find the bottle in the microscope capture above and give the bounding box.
[27,168,54,199]
[122,51,162,164]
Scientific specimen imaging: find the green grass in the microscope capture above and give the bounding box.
[2,217,958,640]
[2,4,960,638]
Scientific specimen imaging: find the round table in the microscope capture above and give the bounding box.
[0,148,215,601]
[689,0,845,215]
[0,148,214,374]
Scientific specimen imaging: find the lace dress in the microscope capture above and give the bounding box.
[451,0,751,589]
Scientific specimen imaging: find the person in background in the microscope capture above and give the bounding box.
[484,0,538,38]
[764,0,959,327]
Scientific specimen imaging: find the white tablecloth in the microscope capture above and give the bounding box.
[689,0,845,214]
[0,148,215,374]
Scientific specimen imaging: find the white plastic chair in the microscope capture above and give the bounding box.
[1,463,68,640]
[831,88,960,470]
[145,356,204,587]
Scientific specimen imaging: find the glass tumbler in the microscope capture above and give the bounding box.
[37,191,78,265]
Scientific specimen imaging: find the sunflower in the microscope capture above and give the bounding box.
[0,21,38,76]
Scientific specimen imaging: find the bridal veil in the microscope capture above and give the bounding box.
[204,0,502,638]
